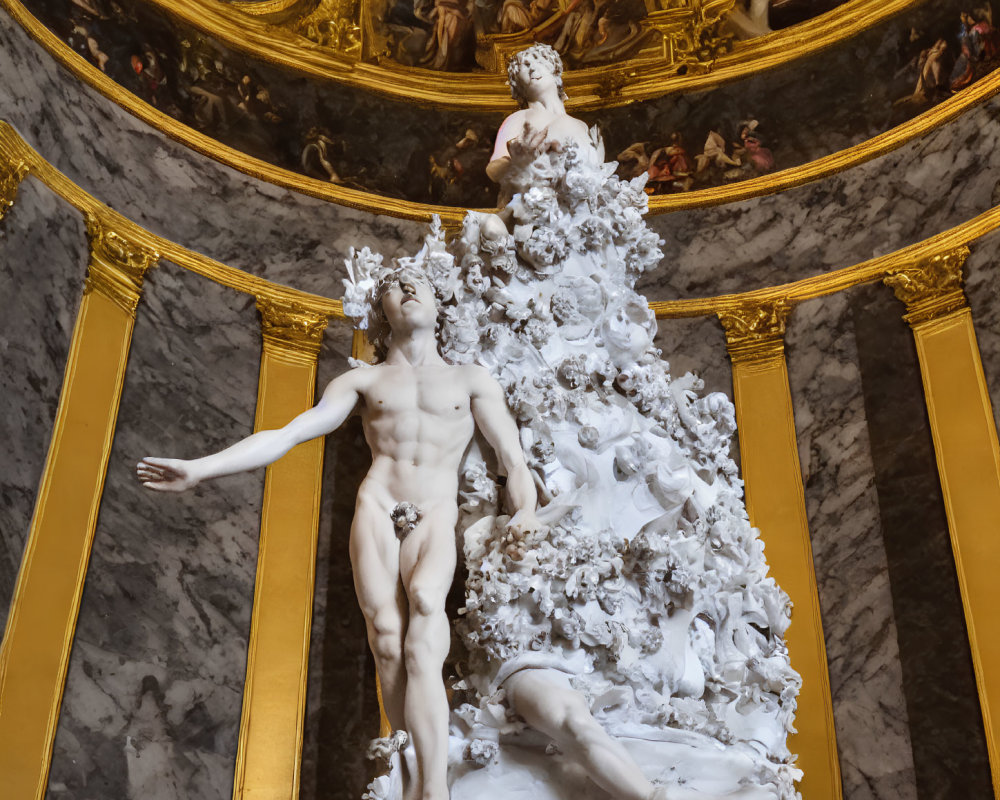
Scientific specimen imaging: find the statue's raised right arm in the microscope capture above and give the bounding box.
[136,368,366,492]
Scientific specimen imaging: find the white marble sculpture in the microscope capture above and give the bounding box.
[349,44,802,800]
[137,266,546,800]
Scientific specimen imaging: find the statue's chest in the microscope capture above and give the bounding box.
[366,370,470,420]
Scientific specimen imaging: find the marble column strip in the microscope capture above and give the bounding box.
[849,284,992,797]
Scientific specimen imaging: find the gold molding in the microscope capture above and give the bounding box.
[0,157,29,222]
[234,305,326,800]
[256,295,331,363]
[0,251,144,799]
[4,0,1000,220]
[0,122,347,319]
[6,118,1000,330]
[725,324,842,800]
[884,245,971,326]
[83,214,160,316]
[143,0,916,110]
[717,299,792,363]
[905,309,1000,794]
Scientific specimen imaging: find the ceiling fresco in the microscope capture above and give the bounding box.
[18,0,1000,207]
[367,0,850,73]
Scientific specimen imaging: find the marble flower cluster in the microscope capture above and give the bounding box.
[347,137,802,799]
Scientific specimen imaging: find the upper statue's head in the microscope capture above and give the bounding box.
[507,44,566,108]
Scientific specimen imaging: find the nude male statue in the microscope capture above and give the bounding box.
[137,266,543,800]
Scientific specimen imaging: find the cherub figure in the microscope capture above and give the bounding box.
[137,264,544,800]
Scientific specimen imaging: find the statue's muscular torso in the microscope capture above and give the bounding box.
[353,362,479,511]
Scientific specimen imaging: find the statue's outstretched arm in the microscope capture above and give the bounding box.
[468,367,544,534]
[137,369,366,492]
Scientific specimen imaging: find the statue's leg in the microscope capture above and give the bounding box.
[350,495,408,731]
[505,669,661,800]
[399,504,459,800]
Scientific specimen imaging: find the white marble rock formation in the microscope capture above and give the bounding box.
[345,111,801,800]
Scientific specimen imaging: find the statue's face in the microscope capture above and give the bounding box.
[380,269,438,333]
[514,49,558,101]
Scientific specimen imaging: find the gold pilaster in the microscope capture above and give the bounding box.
[885,247,1000,795]
[0,216,158,800]
[0,158,30,222]
[718,300,842,800]
[233,297,330,800]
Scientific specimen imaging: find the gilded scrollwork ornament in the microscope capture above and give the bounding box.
[256,295,330,360]
[883,246,971,326]
[0,158,30,223]
[717,299,793,363]
[84,214,160,315]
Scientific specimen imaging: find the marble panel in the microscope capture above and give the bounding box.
[47,262,264,800]
[640,92,1000,300]
[0,178,86,626]
[0,17,427,295]
[785,293,917,800]
[848,283,992,798]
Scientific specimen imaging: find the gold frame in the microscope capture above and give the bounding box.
[143,0,917,110]
[4,0,999,222]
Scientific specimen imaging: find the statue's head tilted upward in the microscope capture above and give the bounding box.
[507,43,566,107]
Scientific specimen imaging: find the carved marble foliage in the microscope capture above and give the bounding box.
[347,134,801,799]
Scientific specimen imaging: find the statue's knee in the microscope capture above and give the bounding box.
[560,701,598,745]
[408,586,442,618]
[370,614,403,666]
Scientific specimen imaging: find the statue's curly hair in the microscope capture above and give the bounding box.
[507,44,566,108]
[365,266,441,363]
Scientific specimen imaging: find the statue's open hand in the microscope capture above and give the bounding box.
[136,457,200,492]
[501,510,548,560]
[508,123,560,161]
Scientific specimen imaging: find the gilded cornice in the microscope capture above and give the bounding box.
[142,0,917,110]
[0,157,29,222]
[256,295,331,362]
[718,300,792,363]
[84,213,160,315]
[5,0,999,222]
[884,246,971,326]
[4,121,1000,334]
[0,122,346,319]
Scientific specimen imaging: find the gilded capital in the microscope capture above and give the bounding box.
[256,295,330,361]
[84,214,160,315]
[0,159,30,223]
[718,299,792,364]
[883,246,970,325]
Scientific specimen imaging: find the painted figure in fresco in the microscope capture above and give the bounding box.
[694,128,741,174]
[301,127,343,183]
[498,0,556,33]
[734,121,775,173]
[420,0,475,69]
[137,266,545,800]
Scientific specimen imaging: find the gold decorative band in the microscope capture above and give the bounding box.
[883,246,971,326]
[256,296,332,363]
[3,0,999,222]
[717,299,793,364]
[83,214,160,316]
[0,157,29,222]
[140,0,916,110]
